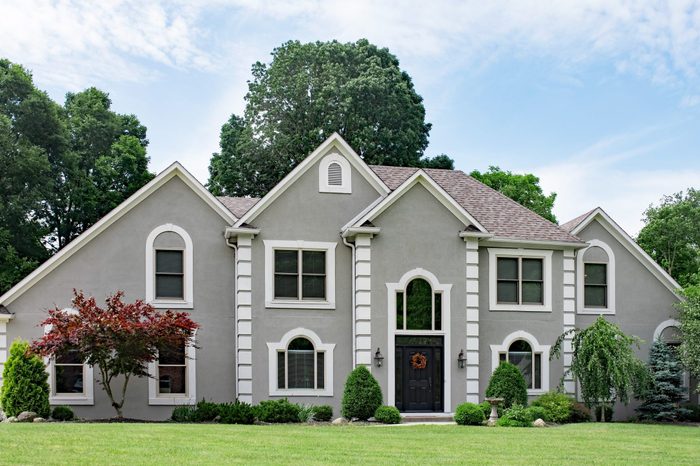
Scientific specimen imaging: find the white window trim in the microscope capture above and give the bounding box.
[490,330,550,395]
[45,308,94,406]
[267,328,335,396]
[145,224,194,309]
[264,240,337,309]
[653,319,689,401]
[387,268,452,412]
[148,336,197,405]
[319,152,351,193]
[488,248,553,312]
[576,239,616,315]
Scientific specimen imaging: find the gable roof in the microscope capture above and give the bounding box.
[218,196,260,219]
[560,208,596,232]
[344,169,489,233]
[369,166,583,244]
[0,162,236,307]
[565,207,681,295]
[234,133,390,227]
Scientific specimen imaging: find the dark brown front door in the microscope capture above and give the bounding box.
[395,336,443,412]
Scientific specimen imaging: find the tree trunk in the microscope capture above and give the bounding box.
[600,403,606,423]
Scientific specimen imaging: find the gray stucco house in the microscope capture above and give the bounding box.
[0,133,693,419]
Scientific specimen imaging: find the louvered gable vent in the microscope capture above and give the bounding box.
[327,162,343,186]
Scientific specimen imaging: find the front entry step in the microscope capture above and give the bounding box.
[401,413,454,423]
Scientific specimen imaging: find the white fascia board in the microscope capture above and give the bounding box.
[0,162,235,307]
[347,170,489,233]
[234,133,390,227]
[570,208,681,295]
[481,237,587,250]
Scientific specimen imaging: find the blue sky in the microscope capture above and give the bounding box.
[1,1,699,234]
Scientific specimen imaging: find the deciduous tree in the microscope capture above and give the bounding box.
[678,293,700,393]
[32,290,199,418]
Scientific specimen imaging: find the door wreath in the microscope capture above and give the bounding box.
[410,352,427,370]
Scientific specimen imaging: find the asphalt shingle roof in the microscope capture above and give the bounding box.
[560,208,597,232]
[217,196,260,219]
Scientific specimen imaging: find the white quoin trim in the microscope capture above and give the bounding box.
[148,335,197,405]
[267,327,335,397]
[465,238,481,404]
[319,152,352,193]
[490,330,550,395]
[387,268,452,412]
[145,224,194,309]
[576,239,616,315]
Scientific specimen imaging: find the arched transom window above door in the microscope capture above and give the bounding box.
[396,278,443,331]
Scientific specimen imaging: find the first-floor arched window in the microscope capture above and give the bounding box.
[278,337,324,390]
[499,340,542,390]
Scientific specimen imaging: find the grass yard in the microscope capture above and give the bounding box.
[1,422,698,465]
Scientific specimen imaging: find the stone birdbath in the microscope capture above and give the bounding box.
[485,397,504,426]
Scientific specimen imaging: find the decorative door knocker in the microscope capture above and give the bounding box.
[410,352,427,369]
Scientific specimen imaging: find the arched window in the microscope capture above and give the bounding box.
[319,153,351,193]
[278,337,324,390]
[498,340,542,390]
[146,224,193,308]
[268,328,335,396]
[491,331,550,393]
[653,319,689,400]
[396,278,442,331]
[577,240,615,314]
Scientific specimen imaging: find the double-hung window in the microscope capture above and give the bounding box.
[155,250,184,299]
[584,263,607,308]
[489,249,552,312]
[264,240,337,309]
[148,339,196,405]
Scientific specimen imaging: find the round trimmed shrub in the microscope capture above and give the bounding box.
[496,403,534,427]
[219,401,255,424]
[341,366,383,421]
[171,405,197,422]
[0,339,50,418]
[374,405,401,424]
[485,362,528,409]
[51,405,75,421]
[194,399,220,422]
[531,392,574,423]
[454,402,485,426]
[255,399,301,423]
[312,405,333,422]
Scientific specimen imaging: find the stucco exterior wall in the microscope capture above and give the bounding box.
[4,177,236,420]
[247,148,382,413]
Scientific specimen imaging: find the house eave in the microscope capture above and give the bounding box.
[341,227,381,239]
[481,237,588,250]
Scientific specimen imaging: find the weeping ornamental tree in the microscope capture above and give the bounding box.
[32,290,199,418]
[551,316,649,422]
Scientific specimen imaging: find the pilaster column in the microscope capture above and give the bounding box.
[562,249,576,394]
[354,234,373,367]
[465,238,480,403]
[235,234,255,403]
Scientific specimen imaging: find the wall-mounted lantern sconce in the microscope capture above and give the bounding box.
[457,349,467,369]
[374,348,384,367]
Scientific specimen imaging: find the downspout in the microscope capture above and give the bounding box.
[342,235,356,368]
[225,235,238,398]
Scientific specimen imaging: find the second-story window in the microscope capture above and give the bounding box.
[496,257,544,305]
[274,250,326,300]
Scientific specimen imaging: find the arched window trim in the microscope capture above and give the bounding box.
[319,152,351,194]
[45,308,94,406]
[577,239,616,314]
[490,331,550,394]
[653,319,689,400]
[267,328,335,397]
[148,332,197,405]
[145,224,194,309]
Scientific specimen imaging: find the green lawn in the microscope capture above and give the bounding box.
[0,422,698,465]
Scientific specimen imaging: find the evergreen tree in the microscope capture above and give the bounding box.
[0,339,50,418]
[637,340,687,421]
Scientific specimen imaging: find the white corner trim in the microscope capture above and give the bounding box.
[267,327,335,397]
[570,208,681,296]
[347,170,488,233]
[490,330,550,395]
[263,240,337,310]
[319,152,351,194]
[45,308,94,405]
[576,239,616,315]
[145,224,194,309]
[487,248,553,312]
[653,319,681,341]
[0,162,234,307]
[387,268,452,412]
[235,133,389,227]
[148,337,197,405]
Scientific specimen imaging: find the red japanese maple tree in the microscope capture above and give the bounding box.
[32,290,199,418]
